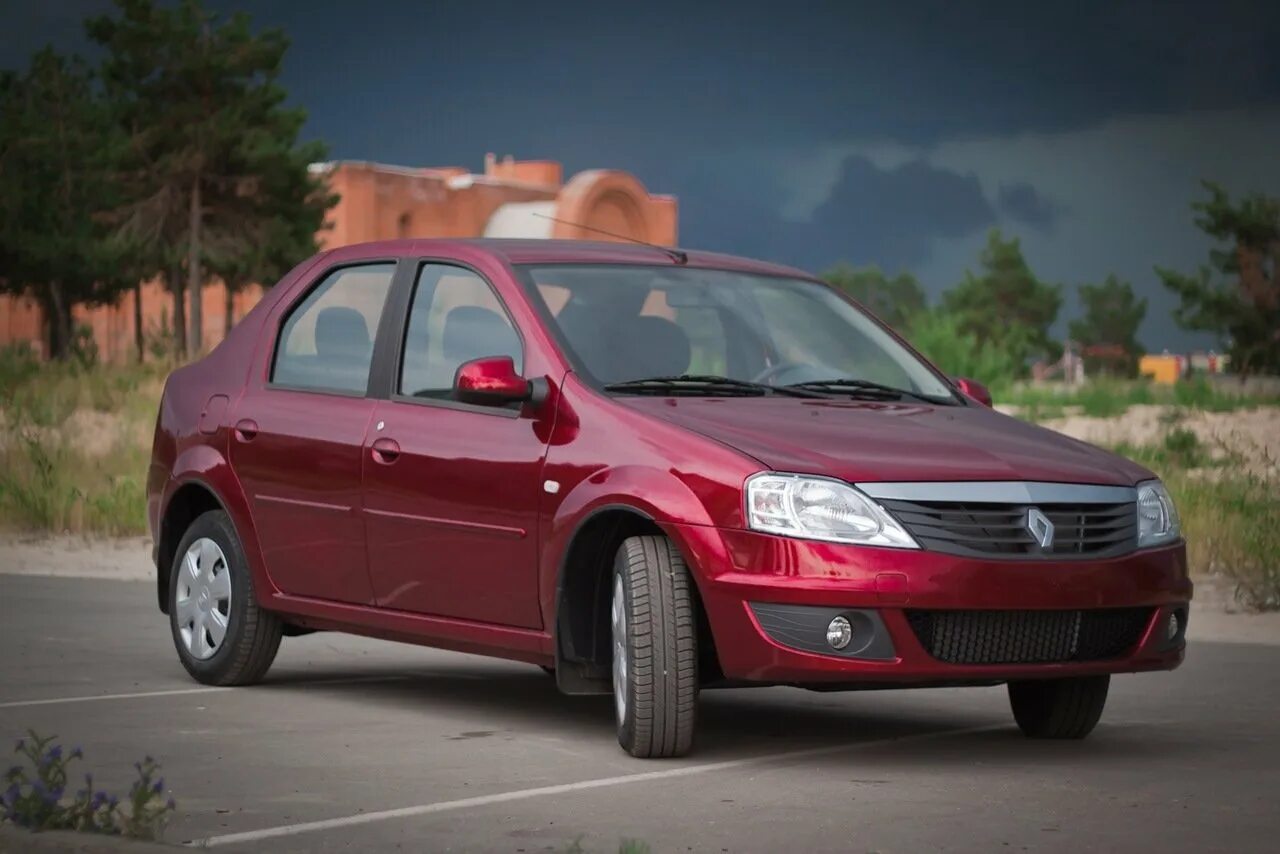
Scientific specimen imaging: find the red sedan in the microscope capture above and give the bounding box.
[147,239,1189,758]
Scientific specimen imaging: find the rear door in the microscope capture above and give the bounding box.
[361,261,547,628]
[230,261,397,604]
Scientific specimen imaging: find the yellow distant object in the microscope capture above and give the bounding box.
[1139,352,1228,384]
[1139,354,1182,385]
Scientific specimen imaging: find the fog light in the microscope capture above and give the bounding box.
[1166,612,1180,642]
[826,616,853,650]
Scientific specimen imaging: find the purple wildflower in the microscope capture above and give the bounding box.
[152,778,165,794]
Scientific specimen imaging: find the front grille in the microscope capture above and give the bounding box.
[905,608,1153,664]
[880,498,1137,559]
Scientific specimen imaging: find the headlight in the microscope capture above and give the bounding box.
[745,473,918,548]
[1136,479,1180,548]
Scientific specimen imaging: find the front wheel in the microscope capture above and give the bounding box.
[169,510,282,686]
[1008,675,1110,739]
[612,535,699,758]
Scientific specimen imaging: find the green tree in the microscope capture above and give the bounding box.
[89,0,330,356]
[207,131,335,335]
[1157,182,1280,374]
[821,263,927,329]
[941,229,1062,368]
[905,310,1024,389]
[1068,275,1147,376]
[0,49,129,360]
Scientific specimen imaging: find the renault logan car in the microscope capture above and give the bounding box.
[147,239,1190,758]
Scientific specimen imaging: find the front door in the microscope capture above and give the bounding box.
[361,262,547,628]
[230,261,396,604]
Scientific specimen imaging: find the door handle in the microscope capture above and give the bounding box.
[233,418,259,442]
[371,437,401,465]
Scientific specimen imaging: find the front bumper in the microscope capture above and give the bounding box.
[667,524,1191,685]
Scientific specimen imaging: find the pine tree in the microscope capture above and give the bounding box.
[0,49,129,360]
[1068,275,1146,376]
[1157,182,1280,374]
[89,0,330,357]
[206,108,335,334]
[941,229,1062,367]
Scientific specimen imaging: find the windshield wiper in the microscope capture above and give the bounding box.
[784,378,951,404]
[605,375,827,399]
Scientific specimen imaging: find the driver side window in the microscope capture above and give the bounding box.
[399,264,523,398]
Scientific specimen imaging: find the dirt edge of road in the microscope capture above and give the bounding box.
[1,535,1277,647]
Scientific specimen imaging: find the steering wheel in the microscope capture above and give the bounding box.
[751,361,810,386]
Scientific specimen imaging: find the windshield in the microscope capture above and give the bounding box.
[519,265,956,402]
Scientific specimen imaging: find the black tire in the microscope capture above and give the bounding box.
[612,535,698,758]
[169,510,282,686]
[1008,675,1110,739]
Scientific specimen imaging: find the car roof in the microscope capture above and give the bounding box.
[318,238,817,281]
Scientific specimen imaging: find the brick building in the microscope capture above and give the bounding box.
[0,155,677,361]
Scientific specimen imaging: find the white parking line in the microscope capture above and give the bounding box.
[197,724,1003,848]
[0,675,411,709]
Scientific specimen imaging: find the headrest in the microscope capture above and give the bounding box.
[442,305,520,363]
[314,307,370,359]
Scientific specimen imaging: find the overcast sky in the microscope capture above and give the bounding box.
[7,0,1279,351]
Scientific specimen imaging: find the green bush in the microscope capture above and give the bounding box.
[904,310,1024,391]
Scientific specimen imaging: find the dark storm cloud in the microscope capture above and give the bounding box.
[9,0,1278,155]
[804,156,997,269]
[675,155,996,273]
[996,182,1063,233]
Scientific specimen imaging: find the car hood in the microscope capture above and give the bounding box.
[617,396,1152,486]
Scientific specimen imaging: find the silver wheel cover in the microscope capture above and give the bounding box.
[611,574,628,726]
[174,538,232,660]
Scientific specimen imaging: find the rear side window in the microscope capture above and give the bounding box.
[272,263,395,393]
[399,264,522,398]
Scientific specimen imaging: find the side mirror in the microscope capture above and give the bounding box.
[454,356,531,407]
[954,376,993,407]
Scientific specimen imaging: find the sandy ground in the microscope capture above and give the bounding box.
[0,408,152,457]
[1,535,1275,647]
[1000,403,1280,477]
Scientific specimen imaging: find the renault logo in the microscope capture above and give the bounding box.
[1026,507,1055,549]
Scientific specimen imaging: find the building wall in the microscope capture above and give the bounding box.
[0,154,677,362]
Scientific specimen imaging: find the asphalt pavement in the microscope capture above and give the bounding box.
[1,573,1277,853]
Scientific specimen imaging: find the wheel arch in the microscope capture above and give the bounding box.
[155,480,229,614]
[552,503,720,693]
[156,445,267,616]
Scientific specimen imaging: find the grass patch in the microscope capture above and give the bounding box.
[1002,376,1280,421]
[0,350,167,536]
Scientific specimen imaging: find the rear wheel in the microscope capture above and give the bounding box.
[1008,675,1110,739]
[169,510,282,686]
[611,535,699,758]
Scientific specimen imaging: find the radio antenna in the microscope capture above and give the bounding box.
[533,213,688,264]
